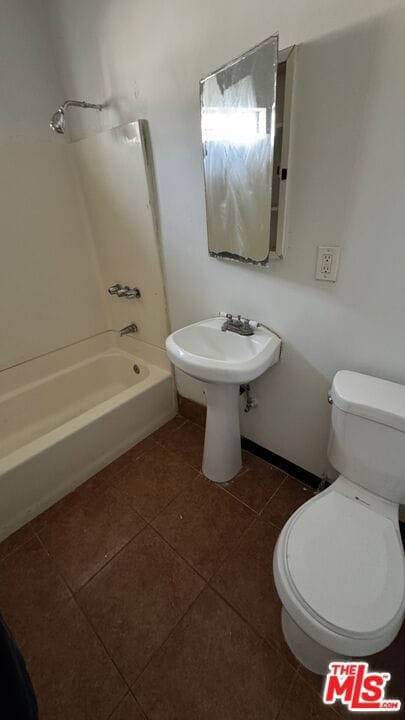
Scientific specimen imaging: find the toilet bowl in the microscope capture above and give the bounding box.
[273,370,405,674]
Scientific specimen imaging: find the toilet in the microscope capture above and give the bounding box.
[273,370,405,674]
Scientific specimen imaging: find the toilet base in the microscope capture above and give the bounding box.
[282,608,348,675]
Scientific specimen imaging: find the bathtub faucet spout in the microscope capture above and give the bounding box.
[119,322,138,336]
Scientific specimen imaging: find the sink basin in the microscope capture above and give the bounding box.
[166,317,280,384]
[166,316,281,483]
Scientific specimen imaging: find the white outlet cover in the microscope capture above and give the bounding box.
[315,246,341,282]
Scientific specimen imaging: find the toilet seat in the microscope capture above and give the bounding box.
[274,482,405,656]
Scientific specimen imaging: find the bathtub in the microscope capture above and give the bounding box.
[0,332,175,541]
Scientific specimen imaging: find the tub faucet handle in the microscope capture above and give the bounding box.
[125,287,141,299]
[108,283,121,295]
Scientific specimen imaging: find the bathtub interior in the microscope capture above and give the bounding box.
[1,347,151,458]
[0,332,176,539]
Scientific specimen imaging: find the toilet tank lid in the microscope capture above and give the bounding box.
[331,370,405,433]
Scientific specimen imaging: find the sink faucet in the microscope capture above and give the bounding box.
[120,322,138,336]
[221,314,254,336]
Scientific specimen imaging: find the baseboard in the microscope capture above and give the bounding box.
[241,437,322,490]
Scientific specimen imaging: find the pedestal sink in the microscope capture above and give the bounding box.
[166,316,281,483]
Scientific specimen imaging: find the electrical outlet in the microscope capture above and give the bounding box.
[316,246,341,282]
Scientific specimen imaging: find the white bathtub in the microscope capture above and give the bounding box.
[0,332,175,540]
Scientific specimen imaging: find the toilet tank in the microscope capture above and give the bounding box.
[328,371,405,504]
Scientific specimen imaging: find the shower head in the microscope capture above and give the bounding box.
[49,100,103,134]
[50,107,65,134]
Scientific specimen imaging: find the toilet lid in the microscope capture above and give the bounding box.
[285,492,405,637]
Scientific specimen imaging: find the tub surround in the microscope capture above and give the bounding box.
[0,0,108,372]
[0,332,175,541]
[72,120,169,350]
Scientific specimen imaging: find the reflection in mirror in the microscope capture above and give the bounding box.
[200,35,278,266]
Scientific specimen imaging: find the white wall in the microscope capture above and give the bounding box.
[0,0,107,371]
[46,0,405,476]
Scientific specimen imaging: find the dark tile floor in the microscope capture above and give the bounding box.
[0,415,403,719]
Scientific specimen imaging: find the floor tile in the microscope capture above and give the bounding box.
[112,445,198,522]
[109,694,146,720]
[160,420,205,470]
[134,587,294,720]
[39,486,145,591]
[0,537,71,644]
[77,526,204,686]
[152,474,254,579]
[0,523,35,561]
[26,598,126,720]
[224,453,286,512]
[177,395,206,427]
[278,674,339,720]
[212,516,296,663]
[109,436,159,474]
[151,416,187,443]
[261,475,314,528]
[30,465,115,533]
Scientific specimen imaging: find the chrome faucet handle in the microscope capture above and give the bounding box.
[108,283,121,295]
[125,287,141,299]
[117,286,130,297]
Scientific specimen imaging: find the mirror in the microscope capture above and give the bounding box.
[200,35,279,266]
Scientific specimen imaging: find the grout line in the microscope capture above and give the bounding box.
[32,529,75,600]
[151,499,257,592]
[296,668,343,719]
[273,666,300,720]
[152,417,188,443]
[131,692,149,720]
[256,473,290,518]
[105,692,131,720]
[72,520,148,595]
[74,593,131,704]
[150,524,210,585]
[216,480,260,514]
[0,533,35,565]
[220,471,287,515]
[132,583,207,704]
[208,579,297,672]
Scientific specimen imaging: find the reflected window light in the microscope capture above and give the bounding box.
[202,107,267,144]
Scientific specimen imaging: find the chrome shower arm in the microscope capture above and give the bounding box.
[61,100,103,112]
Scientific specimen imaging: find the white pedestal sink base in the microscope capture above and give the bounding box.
[166,316,281,484]
[202,382,242,483]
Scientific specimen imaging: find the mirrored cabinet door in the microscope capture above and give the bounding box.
[200,37,295,266]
